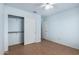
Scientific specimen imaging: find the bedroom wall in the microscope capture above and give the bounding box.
[0,4,4,54]
[42,6,79,49]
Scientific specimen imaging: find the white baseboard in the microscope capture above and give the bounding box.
[43,38,79,50]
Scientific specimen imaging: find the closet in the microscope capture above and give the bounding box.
[4,7,41,51]
[8,15,24,46]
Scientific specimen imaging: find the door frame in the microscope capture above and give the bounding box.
[4,6,28,51]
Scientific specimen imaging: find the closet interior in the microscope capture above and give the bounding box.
[8,15,24,46]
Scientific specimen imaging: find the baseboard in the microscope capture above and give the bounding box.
[43,38,79,50]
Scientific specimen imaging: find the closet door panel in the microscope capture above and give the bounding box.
[24,14,41,45]
[29,16,36,43]
[24,15,36,45]
[35,15,41,42]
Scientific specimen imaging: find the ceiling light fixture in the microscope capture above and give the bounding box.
[41,3,54,10]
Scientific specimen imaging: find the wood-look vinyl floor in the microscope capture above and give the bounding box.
[5,39,79,55]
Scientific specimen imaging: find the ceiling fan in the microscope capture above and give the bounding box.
[41,3,55,10]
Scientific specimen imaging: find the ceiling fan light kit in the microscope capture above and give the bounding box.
[41,3,54,10]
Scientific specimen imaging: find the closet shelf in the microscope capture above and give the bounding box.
[8,31,24,33]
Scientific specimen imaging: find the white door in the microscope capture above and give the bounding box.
[24,15,36,45]
[35,15,41,42]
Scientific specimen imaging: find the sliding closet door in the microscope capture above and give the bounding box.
[24,15,36,45]
[24,14,41,45]
[35,15,41,42]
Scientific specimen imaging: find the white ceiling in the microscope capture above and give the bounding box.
[5,3,79,16]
